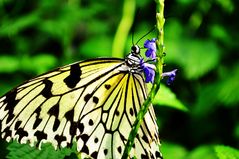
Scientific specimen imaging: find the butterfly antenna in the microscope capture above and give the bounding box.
[131,8,141,45]
[135,26,156,44]
[131,30,135,45]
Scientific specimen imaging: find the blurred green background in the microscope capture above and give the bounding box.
[0,0,238,159]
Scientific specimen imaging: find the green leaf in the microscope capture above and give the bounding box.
[7,141,75,159]
[0,56,19,73]
[193,83,218,117]
[209,25,230,44]
[234,123,239,142]
[20,54,57,74]
[0,13,39,36]
[165,20,221,79]
[160,142,187,159]
[152,84,188,111]
[194,64,239,117]
[31,54,58,74]
[215,145,239,159]
[38,5,81,39]
[176,0,193,5]
[215,0,234,13]
[188,145,218,159]
[79,36,112,58]
[216,65,239,106]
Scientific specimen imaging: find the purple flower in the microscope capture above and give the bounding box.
[144,38,157,59]
[140,59,156,83]
[162,69,177,85]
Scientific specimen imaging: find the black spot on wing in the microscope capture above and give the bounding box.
[2,126,11,139]
[33,107,42,129]
[69,122,77,136]
[65,110,78,136]
[94,137,98,143]
[115,110,120,116]
[63,63,81,88]
[93,96,99,104]
[81,134,90,143]
[65,109,74,122]
[81,145,89,154]
[41,79,53,98]
[78,123,84,134]
[150,152,154,159]
[142,134,149,143]
[105,84,111,89]
[35,106,41,117]
[48,103,59,117]
[104,149,108,155]
[33,118,42,130]
[6,113,15,123]
[129,107,134,116]
[155,151,162,158]
[141,154,150,159]
[91,151,98,158]
[53,118,60,132]
[84,93,92,102]
[55,134,66,147]
[34,131,47,145]
[16,128,28,141]
[117,146,122,154]
[88,119,93,126]
[14,120,21,130]
[4,89,19,123]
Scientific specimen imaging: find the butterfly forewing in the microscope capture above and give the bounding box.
[0,58,162,158]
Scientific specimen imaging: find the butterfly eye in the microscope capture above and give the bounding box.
[131,45,140,54]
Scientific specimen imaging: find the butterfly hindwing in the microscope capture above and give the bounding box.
[0,58,162,158]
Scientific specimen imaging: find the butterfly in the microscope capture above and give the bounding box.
[0,41,163,159]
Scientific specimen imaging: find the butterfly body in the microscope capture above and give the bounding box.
[0,46,162,158]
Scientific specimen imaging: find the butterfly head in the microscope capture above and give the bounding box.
[130,45,140,55]
[126,38,158,83]
[125,45,142,69]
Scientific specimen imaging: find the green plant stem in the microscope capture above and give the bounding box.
[155,0,165,68]
[121,0,165,158]
[112,0,136,58]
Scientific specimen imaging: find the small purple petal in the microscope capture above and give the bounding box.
[162,69,177,85]
[140,58,155,83]
[144,39,151,48]
[144,67,155,83]
[150,50,156,59]
[150,69,155,83]
[162,69,177,77]
[145,49,152,57]
[144,38,157,59]
[167,76,175,85]
[144,38,157,48]
[144,67,150,82]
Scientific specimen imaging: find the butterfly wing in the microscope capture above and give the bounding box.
[0,58,162,159]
